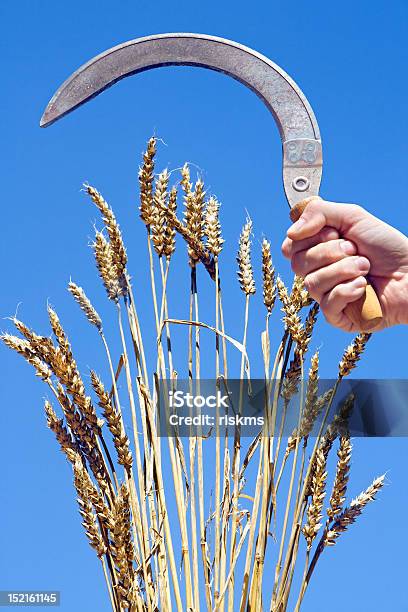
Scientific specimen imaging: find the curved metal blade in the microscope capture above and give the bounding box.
[40,32,322,206]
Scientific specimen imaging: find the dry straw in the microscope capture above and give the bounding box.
[2,137,385,612]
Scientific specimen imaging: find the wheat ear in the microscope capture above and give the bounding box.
[297,351,320,438]
[339,333,371,378]
[1,334,51,380]
[72,455,107,558]
[165,206,215,278]
[290,275,312,312]
[45,400,78,458]
[91,371,133,473]
[163,186,177,259]
[151,169,170,257]
[110,483,137,609]
[93,231,125,300]
[237,218,256,295]
[302,448,328,549]
[327,435,352,520]
[68,281,102,330]
[325,475,385,545]
[204,196,224,257]
[182,165,206,265]
[139,136,156,226]
[86,185,127,278]
[262,238,276,313]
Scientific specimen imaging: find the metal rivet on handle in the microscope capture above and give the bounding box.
[292,176,310,192]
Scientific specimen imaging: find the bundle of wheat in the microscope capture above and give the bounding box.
[2,137,384,612]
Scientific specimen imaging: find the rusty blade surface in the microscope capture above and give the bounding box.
[40,33,322,207]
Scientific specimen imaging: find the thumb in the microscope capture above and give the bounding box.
[287,198,353,241]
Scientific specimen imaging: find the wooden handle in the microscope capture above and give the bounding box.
[290,197,383,332]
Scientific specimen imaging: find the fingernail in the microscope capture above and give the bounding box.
[357,256,370,272]
[340,240,356,255]
[353,276,367,288]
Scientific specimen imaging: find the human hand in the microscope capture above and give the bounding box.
[281,198,408,331]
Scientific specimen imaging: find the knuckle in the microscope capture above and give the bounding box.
[335,284,348,299]
[298,209,313,225]
[300,198,321,221]
[326,285,340,302]
[328,241,342,260]
[334,239,354,259]
[312,240,342,266]
[307,198,322,214]
[323,286,341,311]
[319,227,339,242]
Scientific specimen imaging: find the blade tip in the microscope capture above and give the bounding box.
[39,109,52,128]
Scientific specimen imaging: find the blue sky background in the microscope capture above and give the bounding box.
[1,1,407,610]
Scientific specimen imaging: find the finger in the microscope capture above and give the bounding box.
[320,277,367,330]
[282,227,340,259]
[291,238,357,276]
[287,199,363,241]
[304,255,370,301]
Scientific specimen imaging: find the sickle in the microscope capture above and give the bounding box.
[40,32,382,330]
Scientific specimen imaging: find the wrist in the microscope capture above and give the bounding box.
[393,271,408,326]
